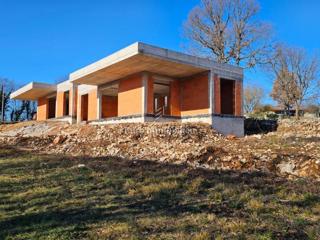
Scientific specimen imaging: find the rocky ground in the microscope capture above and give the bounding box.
[0,118,319,181]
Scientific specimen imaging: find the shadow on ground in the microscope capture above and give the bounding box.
[0,146,319,239]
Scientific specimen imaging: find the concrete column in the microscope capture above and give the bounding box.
[142,72,149,121]
[97,90,102,120]
[208,70,214,115]
[77,93,82,124]
[53,93,58,119]
[70,83,78,123]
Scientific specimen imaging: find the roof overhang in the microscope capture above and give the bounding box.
[10,82,57,100]
[69,42,243,85]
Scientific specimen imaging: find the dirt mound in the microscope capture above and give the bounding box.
[1,119,319,181]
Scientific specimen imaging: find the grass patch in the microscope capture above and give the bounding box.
[0,146,319,239]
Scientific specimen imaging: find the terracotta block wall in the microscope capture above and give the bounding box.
[235,80,243,116]
[102,96,118,118]
[37,97,48,121]
[56,91,65,118]
[180,72,209,116]
[88,89,98,121]
[118,74,143,116]
[170,80,181,116]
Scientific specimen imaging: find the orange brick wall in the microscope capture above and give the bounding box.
[102,96,118,118]
[37,97,48,121]
[118,74,143,116]
[56,91,65,118]
[214,75,221,114]
[180,72,209,116]
[235,80,243,116]
[170,80,181,116]
[88,89,98,121]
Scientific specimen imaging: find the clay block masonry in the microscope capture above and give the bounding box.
[10,42,244,136]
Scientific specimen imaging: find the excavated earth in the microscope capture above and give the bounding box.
[0,118,319,181]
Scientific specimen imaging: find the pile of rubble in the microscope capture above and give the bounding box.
[277,118,320,137]
[0,119,319,181]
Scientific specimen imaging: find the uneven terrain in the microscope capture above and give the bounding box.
[0,119,319,239]
[0,119,319,180]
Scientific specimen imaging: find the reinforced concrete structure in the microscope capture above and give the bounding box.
[11,42,244,136]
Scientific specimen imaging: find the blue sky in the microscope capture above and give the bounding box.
[1,0,319,102]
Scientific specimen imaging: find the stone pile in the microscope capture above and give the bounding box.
[0,119,319,181]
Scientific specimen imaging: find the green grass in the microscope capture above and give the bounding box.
[0,146,319,240]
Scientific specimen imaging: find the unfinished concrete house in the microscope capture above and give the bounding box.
[10,42,244,136]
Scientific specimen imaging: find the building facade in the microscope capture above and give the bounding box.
[11,42,244,136]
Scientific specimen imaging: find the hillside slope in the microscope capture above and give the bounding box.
[0,119,319,180]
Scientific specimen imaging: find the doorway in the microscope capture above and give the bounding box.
[48,97,56,119]
[81,94,88,121]
[220,79,235,115]
[153,83,170,116]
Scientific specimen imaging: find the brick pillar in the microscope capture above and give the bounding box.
[37,97,48,121]
[88,89,98,121]
[235,80,243,116]
[170,80,180,116]
[214,74,221,114]
[56,91,65,118]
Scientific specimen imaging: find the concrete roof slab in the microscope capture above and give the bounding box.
[69,42,243,85]
[10,82,57,100]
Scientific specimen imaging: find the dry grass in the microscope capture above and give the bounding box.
[0,146,319,239]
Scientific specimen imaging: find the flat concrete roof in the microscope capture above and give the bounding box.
[70,42,243,85]
[10,82,57,100]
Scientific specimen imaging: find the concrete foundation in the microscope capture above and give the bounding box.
[212,115,244,137]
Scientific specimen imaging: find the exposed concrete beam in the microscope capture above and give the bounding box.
[10,82,56,100]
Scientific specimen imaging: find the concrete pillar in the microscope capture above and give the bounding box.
[208,70,214,115]
[142,72,149,121]
[97,90,102,120]
[70,84,78,123]
[77,93,82,124]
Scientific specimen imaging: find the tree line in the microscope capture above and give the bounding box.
[185,0,320,118]
[0,79,36,123]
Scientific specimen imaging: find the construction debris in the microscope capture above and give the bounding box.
[0,119,319,181]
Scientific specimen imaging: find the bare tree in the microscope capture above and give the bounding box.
[184,0,273,68]
[243,85,264,114]
[269,45,319,118]
[0,78,14,123]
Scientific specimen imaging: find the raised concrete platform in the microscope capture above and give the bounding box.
[88,113,244,137]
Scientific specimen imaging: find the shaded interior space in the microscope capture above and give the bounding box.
[100,83,119,118]
[153,81,170,116]
[81,94,88,121]
[220,79,235,115]
[64,91,70,116]
[48,97,56,119]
